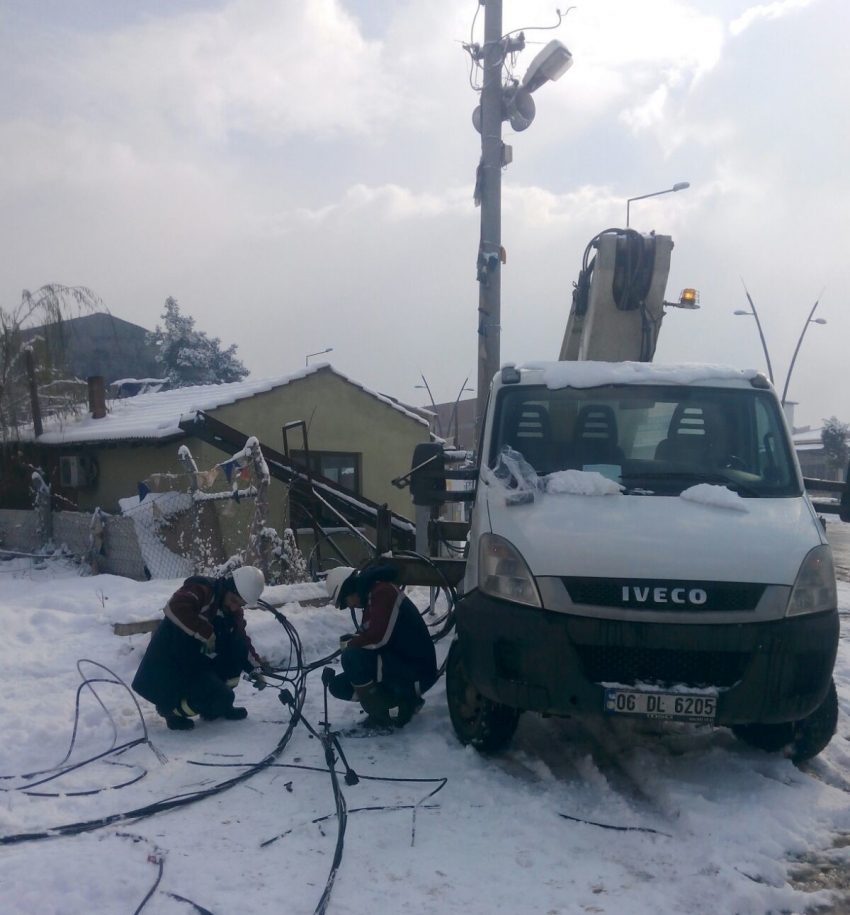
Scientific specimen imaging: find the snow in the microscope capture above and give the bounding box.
[516,360,761,390]
[20,363,428,445]
[2,564,850,914]
[546,469,625,496]
[680,483,750,513]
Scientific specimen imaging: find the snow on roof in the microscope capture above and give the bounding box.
[109,377,170,387]
[514,361,761,390]
[29,363,428,445]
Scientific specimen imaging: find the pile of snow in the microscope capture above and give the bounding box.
[545,469,624,496]
[680,483,750,513]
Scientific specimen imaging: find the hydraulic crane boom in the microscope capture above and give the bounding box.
[559,230,680,363]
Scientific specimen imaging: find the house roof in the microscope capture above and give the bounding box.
[28,364,428,445]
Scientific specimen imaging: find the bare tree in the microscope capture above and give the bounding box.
[0,284,102,443]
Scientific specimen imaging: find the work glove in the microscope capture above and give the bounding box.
[249,671,267,691]
[321,667,337,689]
[201,634,217,658]
[339,633,355,652]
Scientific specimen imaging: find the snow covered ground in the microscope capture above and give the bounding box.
[1,562,850,915]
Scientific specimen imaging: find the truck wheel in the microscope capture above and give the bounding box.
[732,679,838,763]
[790,678,838,763]
[446,641,521,753]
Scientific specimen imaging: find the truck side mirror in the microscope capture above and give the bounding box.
[409,443,447,507]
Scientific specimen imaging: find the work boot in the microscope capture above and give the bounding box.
[394,696,425,728]
[355,683,395,729]
[165,714,195,731]
[221,706,248,720]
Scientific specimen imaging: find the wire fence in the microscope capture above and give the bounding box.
[0,443,310,584]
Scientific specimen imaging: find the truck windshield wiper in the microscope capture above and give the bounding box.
[620,471,761,498]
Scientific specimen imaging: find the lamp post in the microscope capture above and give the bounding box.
[781,295,827,406]
[448,377,475,448]
[626,182,690,228]
[415,376,443,438]
[734,282,774,384]
[306,347,333,367]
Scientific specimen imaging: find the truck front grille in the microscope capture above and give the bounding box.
[574,644,750,688]
[563,577,766,613]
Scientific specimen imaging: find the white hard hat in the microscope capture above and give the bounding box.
[231,566,265,607]
[325,566,356,608]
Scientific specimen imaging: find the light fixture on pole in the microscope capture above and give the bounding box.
[781,294,827,406]
[626,182,690,228]
[306,348,333,367]
[734,281,774,384]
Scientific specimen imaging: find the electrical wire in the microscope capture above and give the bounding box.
[0,661,163,797]
[0,611,308,848]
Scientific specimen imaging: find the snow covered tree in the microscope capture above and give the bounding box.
[0,284,102,444]
[147,297,249,388]
[821,416,850,475]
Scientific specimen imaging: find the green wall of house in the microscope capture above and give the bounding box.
[208,370,426,517]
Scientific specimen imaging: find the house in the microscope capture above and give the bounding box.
[792,426,841,481]
[3,364,429,565]
[24,312,160,385]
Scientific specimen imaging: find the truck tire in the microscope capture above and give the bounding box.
[732,679,838,763]
[446,640,521,753]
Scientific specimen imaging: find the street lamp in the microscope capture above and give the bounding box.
[781,295,827,405]
[306,347,333,367]
[415,376,443,437]
[448,377,475,448]
[734,281,774,384]
[626,182,690,228]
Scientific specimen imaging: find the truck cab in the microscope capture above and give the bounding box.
[446,359,839,761]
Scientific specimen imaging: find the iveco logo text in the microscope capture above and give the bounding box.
[621,586,707,605]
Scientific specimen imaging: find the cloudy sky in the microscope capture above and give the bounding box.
[1,0,846,428]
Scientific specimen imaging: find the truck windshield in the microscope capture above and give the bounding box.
[489,384,801,497]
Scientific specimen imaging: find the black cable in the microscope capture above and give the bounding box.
[558,812,672,837]
[0,611,308,847]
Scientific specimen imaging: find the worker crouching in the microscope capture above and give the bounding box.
[322,566,438,730]
[132,566,267,731]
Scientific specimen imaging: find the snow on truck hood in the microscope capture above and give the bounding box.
[484,483,820,585]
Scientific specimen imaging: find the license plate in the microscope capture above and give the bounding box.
[604,688,717,722]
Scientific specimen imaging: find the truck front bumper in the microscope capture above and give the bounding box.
[455,590,839,725]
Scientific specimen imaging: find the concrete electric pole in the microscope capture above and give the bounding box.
[475,0,504,446]
[470,3,573,445]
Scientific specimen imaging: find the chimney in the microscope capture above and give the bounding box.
[87,376,107,419]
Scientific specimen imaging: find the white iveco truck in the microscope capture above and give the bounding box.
[424,229,842,762]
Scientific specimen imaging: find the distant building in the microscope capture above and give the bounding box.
[424,398,476,450]
[792,426,842,480]
[25,312,160,385]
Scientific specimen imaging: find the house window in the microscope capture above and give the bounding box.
[290,451,361,494]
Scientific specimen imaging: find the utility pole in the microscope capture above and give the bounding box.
[476,0,504,446]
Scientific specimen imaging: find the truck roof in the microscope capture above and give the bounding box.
[502,361,765,392]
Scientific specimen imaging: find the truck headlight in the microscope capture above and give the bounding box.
[479,533,541,607]
[787,545,837,616]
